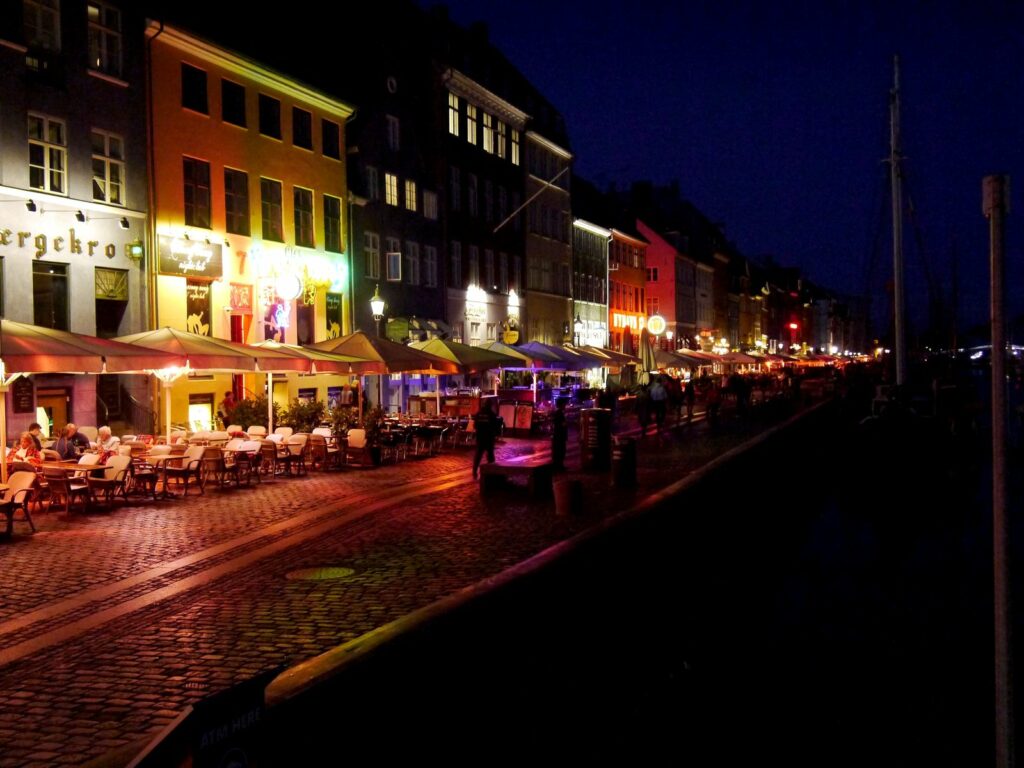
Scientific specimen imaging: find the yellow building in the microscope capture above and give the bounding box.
[146,22,355,430]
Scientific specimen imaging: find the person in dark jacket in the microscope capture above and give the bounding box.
[472,399,499,479]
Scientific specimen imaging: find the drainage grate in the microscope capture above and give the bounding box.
[285,567,355,582]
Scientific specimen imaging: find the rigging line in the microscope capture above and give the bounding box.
[492,165,570,235]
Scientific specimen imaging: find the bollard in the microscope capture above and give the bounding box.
[553,477,582,516]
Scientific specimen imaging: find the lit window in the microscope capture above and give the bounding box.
[404,179,417,212]
[496,121,507,159]
[482,113,494,153]
[364,231,380,279]
[466,104,477,146]
[385,173,399,206]
[447,92,460,136]
[511,129,520,166]
[90,129,123,205]
[87,1,121,76]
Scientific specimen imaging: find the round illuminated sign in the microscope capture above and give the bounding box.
[275,273,303,301]
[647,314,666,335]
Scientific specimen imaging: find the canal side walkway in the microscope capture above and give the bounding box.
[0,398,814,766]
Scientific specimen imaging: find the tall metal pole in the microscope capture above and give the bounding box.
[889,56,907,387]
[985,174,1013,768]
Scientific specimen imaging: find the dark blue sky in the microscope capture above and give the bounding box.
[432,1,1023,334]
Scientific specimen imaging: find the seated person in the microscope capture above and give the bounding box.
[27,422,44,451]
[97,426,120,452]
[52,426,79,460]
[66,423,91,454]
[8,431,41,464]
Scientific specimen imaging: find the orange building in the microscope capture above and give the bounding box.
[607,229,647,354]
[146,23,355,430]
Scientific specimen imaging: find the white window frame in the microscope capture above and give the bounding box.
[424,245,438,288]
[385,237,402,282]
[496,121,507,159]
[423,190,438,220]
[511,128,520,166]
[386,114,400,151]
[447,92,460,137]
[482,112,494,154]
[87,1,121,77]
[364,231,380,279]
[90,128,124,205]
[28,113,66,195]
[384,173,399,206]
[404,179,417,213]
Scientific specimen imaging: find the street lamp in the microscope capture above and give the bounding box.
[573,314,584,347]
[370,284,385,338]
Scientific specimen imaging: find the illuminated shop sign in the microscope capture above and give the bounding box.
[158,234,223,278]
[0,226,124,259]
[611,312,646,330]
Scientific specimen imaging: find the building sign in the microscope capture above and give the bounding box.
[465,284,487,321]
[229,283,253,314]
[326,292,343,338]
[185,280,212,336]
[12,377,34,414]
[646,314,666,335]
[263,297,288,341]
[0,225,126,259]
[159,235,223,279]
[611,312,646,330]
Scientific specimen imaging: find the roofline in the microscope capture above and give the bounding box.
[442,68,529,128]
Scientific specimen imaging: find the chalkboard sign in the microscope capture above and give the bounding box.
[12,378,34,414]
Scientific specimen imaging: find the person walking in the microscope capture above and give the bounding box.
[684,379,696,424]
[551,398,568,471]
[471,398,499,479]
[649,375,669,434]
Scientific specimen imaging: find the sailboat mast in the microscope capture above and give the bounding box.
[890,55,907,386]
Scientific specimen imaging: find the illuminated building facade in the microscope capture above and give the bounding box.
[571,218,609,348]
[147,22,354,429]
[607,229,647,353]
[0,0,149,437]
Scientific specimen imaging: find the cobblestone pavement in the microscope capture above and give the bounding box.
[0,403,805,766]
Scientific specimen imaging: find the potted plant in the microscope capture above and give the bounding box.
[362,406,386,465]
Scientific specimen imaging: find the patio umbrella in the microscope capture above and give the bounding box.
[308,331,459,413]
[638,327,658,386]
[408,338,523,413]
[0,320,186,481]
[115,327,314,441]
[578,345,640,367]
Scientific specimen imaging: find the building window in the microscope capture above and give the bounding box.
[90,129,123,205]
[385,173,399,206]
[499,252,508,293]
[498,186,507,221]
[511,128,520,166]
[466,104,477,146]
[25,0,60,52]
[33,261,68,330]
[293,107,313,150]
[447,92,460,136]
[486,323,496,341]
[511,192,521,230]
[386,114,400,151]
[28,114,66,194]
[482,112,494,154]
[95,266,128,338]
[181,63,208,114]
[385,237,401,281]
[294,186,314,247]
[322,118,341,159]
[450,166,461,211]
[484,249,495,288]
[512,254,522,290]
[324,194,342,253]
[423,190,438,220]
[364,231,380,279]
[484,180,493,222]
[87,1,121,76]
[224,168,250,236]
[647,266,659,282]
[496,121,507,159]
[468,245,479,285]
[405,241,420,285]
[424,245,438,288]
[260,177,283,241]
[183,157,211,228]
[404,179,417,213]
[258,94,281,139]
[467,174,478,217]
[450,241,462,288]
[366,166,379,200]
[221,79,246,127]
[646,297,659,317]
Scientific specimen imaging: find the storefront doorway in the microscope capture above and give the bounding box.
[36,387,71,437]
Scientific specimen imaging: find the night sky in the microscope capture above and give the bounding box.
[430,1,1024,337]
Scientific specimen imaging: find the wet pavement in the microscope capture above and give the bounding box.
[0,402,806,766]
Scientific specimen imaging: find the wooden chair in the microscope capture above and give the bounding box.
[259,439,280,479]
[43,467,89,514]
[163,445,206,497]
[247,426,268,439]
[0,471,37,536]
[280,434,308,476]
[343,429,371,466]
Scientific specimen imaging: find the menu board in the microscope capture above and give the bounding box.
[12,378,33,414]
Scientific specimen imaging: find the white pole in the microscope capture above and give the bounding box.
[164,383,171,443]
[267,372,273,431]
[532,369,537,403]
[0,379,8,484]
[435,376,441,417]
